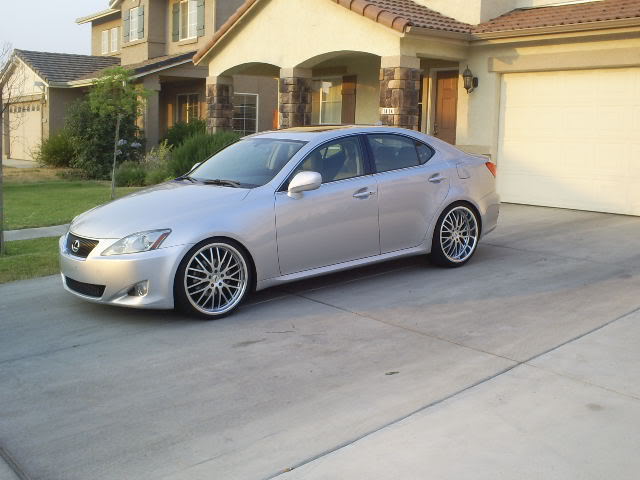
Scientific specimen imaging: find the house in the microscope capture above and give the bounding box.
[1,0,278,161]
[192,0,640,217]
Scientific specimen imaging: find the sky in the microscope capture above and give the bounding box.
[2,0,108,55]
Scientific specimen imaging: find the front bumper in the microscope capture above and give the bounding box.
[59,235,190,310]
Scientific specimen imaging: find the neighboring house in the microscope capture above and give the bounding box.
[1,0,278,161]
[192,0,640,217]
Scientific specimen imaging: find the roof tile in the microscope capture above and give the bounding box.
[15,50,120,84]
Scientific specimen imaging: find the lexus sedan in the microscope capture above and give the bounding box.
[60,126,500,318]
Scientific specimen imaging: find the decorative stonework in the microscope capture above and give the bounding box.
[279,77,312,129]
[206,82,234,133]
[379,67,421,130]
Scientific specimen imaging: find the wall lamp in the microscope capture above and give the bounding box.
[462,66,478,93]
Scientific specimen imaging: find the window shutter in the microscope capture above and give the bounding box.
[172,3,180,41]
[197,0,205,37]
[123,9,130,43]
[341,75,357,124]
[138,5,145,38]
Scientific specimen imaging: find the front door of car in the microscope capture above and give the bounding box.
[365,133,450,254]
[275,136,380,275]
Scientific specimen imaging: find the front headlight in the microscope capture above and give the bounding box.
[101,229,171,256]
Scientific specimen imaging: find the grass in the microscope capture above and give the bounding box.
[4,167,142,230]
[0,237,60,284]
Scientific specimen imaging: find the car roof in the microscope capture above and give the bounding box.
[247,125,423,142]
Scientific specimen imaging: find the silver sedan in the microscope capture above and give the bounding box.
[60,126,500,318]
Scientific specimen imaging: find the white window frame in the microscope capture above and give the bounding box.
[101,30,109,55]
[130,7,140,41]
[232,93,259,135]
[176,93,200,124]
[314,77,342,125]
[179,0,198,40]
[110,27,119,53]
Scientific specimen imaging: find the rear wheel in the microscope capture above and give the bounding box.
[175,239,251,319]
[430,203,479,268]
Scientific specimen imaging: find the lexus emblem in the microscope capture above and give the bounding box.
[71,240,80,253]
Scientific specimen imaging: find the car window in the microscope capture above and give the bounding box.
[366,134,433,173]
[191,138,306,187]
[289,136,365,185]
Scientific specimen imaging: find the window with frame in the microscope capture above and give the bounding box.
[110,27,119,52]
[289,136,365,185]
[129,7,140,41]
[311,79,342,125]
[101,30,109,55]
[233,93,258,136]
[180,0,198,40]
[366,134,434,173]
[177,94,200,124]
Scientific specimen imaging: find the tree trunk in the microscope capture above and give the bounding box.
[110,114,122,201]
[0,88,5,256]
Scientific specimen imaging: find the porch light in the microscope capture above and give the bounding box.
[462,66,478,93]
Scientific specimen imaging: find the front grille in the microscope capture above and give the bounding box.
[65,277,106,298]
[66,233,99,258]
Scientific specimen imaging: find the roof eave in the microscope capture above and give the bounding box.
[76,8,120,25]
[404,26,472,42]
[473,17,640,40]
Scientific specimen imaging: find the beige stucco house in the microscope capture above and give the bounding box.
[194,0,640,217]
[1,0,278,160]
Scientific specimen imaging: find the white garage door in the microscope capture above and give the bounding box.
[497,68,640,215]
[8,102,42,161]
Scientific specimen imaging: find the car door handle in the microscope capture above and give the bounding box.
[428,174,446,184]
[353,191,376,199]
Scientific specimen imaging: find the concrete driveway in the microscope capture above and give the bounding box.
[1,204,640,480]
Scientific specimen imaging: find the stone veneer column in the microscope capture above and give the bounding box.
[279,68,312,129]
[206,76,234,133]
[379,56,421,131]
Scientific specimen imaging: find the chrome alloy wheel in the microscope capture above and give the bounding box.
[183,243,248,316]
[439,206,479,263]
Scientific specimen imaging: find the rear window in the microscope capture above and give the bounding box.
[366,134,434,173]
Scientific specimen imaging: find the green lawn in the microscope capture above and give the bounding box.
[5,180,142,230]
[0,237,60,284]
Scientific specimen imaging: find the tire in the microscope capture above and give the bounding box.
[430,202,480,268]
[174,238,252,319]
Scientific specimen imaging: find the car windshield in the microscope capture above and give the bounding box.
[189,138,307,188]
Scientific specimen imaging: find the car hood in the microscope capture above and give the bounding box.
[70,181,250,239]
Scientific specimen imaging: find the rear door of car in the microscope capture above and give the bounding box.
[364,133,450,254]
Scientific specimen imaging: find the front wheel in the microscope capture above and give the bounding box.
[175,239,251,319]
[430,203,480,268]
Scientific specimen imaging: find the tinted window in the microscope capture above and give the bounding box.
[290,137,365,184]
[192,138,306,187]
[367,134,434,172]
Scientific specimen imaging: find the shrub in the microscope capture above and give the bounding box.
[168,131,241,177]
[36,130,76,167]
[115,161,146,187]
[164,119,207,147]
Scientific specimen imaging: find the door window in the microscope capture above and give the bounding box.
[366,134,434,173]
[290,137,365,185]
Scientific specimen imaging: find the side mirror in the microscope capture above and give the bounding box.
[288,171,322,198]
[191,162,202,172]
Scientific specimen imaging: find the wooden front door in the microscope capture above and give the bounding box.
[434,71,459,145]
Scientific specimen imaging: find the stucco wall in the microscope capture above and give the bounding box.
[165,0,214,57]
[91,16,122,57]
[48,88,87,135]
[234,75,278,132]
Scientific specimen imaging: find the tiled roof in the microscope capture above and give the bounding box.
[15,50,120,84]
[475,0,640,33]
[329,0,471,34]
[80,51,197,80]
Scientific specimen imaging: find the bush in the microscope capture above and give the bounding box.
[169,131,241,177]
[115,161,146,187]
[36,130,76,167]
[164,119,207,147]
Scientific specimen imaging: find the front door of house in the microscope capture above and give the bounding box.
[434,71,459,145]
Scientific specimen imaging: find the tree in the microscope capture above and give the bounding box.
[0,43,26,255]
[88,67,147,199]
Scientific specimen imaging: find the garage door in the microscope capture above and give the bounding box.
[8,102,42,161]
[497,68,640,215]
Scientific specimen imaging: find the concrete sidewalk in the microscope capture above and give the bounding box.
[5,224,69,241]
[2,158,37,169]
[281,308,640,479]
